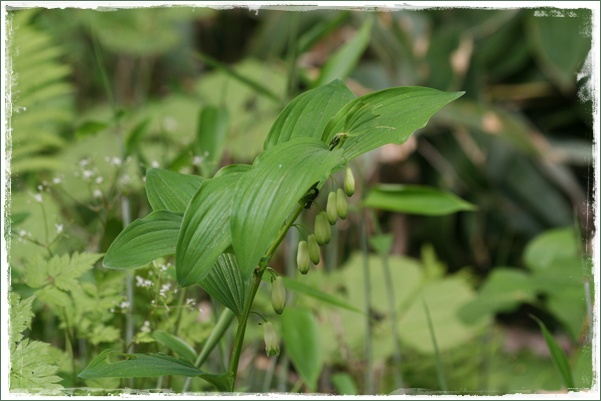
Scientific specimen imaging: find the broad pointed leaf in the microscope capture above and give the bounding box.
[145,168,205,212]
[363,184,475,216]
[78,349,204,378]
[199,253,248,317]
[103,210,182,269]
[152,330,197,364]
[231,138,344,278]
[281,307,322,391]
[322,87,464,160]
[263,79,355,150]
[176,171,245,286]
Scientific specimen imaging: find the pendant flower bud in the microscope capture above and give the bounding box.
[344,166,355,197]
[263,322,280,357]
[271,276,287,314]
[297,240,311,274]
[314,212,332,245]
[326,191,338,225]
[336,188,348,219]
[307,234,321,265]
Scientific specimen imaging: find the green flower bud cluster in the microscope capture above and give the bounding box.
[262,321,280,357]
[296,167,356,275]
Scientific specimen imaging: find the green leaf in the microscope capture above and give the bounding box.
[10,339,64,394]
[176,171,246,286]
[75,120,109,138]
[194,52,280,102]
[280,276,362,314]
[199,253,248,317]
[125,118,151,156]
[369,234,394,255]
[263,79,356,150]
[322,87,464,161]
[423,300,448,392]
[524,227,579,272]
[531,315,575,390]
[527,10,591,92]
[23,252,103,293]
[331,372,358,395]
[152,330,197,364]
[103,211,182,269]
[9,293,35,347]
[196,105,229,175]
[231,138,344,278]
[10,211,30,227]
[145,168,206,212]
[296,11,351,55]
[459,268,537,324]
[313,18,373,87]
[280,308,322,392]
[364,184,476,216]
[78,349,204,379]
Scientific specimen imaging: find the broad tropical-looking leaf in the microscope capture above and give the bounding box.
[231,138,345,278]
[78,349,204,378]
[176,171,246,286]
[145,168,205,212]
[152,330,197,364]
[363,184,476,216]
[323,87,465,160]
[199,253,248,317]
[103,210,181,269]
[263,79,356,150]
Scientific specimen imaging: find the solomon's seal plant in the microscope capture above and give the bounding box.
[79,79,463,392]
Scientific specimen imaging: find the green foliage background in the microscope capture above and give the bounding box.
[4,5,595,396]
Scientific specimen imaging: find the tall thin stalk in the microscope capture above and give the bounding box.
[227,203,305,390]
[360,212,374,394]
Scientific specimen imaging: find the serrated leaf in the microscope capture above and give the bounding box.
[199,253,247,317]
[10,339,64,394]
[152,330,197,363]
[363,184,476,216]
[176,171,246,286]
[322,87,464,161]
[281,307,322,391]
[9,293,35,346]
[280,276,361,314]
[103,210,182,269]
[531,315,575,390]
[313,18,373,88]
[231,138,344,278]
[145,168,206,212]
[78,349,204,379]
[49,252,103,292]
[263,79,356,150]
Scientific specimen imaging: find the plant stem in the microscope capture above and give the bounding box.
[360,212,374,395]
[228,202,305,390]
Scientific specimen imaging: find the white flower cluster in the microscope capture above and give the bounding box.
[135,275,153,288]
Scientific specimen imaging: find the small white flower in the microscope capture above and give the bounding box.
[55,224,64,234]
[140,320,151,333]
[192,156,203,166]
[95,176,103,184]
[37,185,43,191]
[109,308,115,313]
[119,301,130,309]
[151,161,159,168]
[82,170,94,180]
[52,177,62,184]
[33,193,43,203]
[79,159,90,167]
[111,157,122,166]
[93,189,103,198]
[18,230,28,237]
[186,298,195,307]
